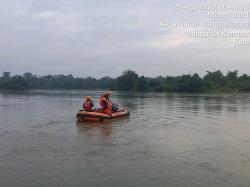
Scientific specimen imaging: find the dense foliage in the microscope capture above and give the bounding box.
[1,70,250,92]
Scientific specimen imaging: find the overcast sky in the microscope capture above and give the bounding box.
[0,0,249,78]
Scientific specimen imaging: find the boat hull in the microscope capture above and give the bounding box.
[76,110,130,122]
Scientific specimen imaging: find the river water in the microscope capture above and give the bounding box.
[0,90,250,187]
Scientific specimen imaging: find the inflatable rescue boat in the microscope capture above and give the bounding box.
[76,109,130,122]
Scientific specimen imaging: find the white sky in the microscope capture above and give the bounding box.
[0,0,249,78]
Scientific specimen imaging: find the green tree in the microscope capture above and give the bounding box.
[117,70,138,90]
[203,70,226,88]
[9,76,28,90]
[226,70,238,80]
[23,72,33,79]
[136,76,148,91]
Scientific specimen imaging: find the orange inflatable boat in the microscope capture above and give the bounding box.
[76,109,130,122]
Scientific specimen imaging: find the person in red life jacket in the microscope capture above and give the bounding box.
[83,96,94,111]
[100,91,113,115]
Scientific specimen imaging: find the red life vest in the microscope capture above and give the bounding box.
[100,96,112,114]
[100,96,106,109]
[84,101,92,111]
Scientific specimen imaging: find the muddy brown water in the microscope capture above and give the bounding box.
[0,90,250,187]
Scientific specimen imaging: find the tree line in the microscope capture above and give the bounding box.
[0,70,250,92]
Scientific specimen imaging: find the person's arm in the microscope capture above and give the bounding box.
[108,98,113,105]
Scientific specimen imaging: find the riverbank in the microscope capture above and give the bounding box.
[1,70,250,93]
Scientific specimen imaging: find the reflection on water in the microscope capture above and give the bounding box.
[0,90,250,187]
[76,122,113,137]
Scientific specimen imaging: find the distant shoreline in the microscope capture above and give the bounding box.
[1,70,250,93]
